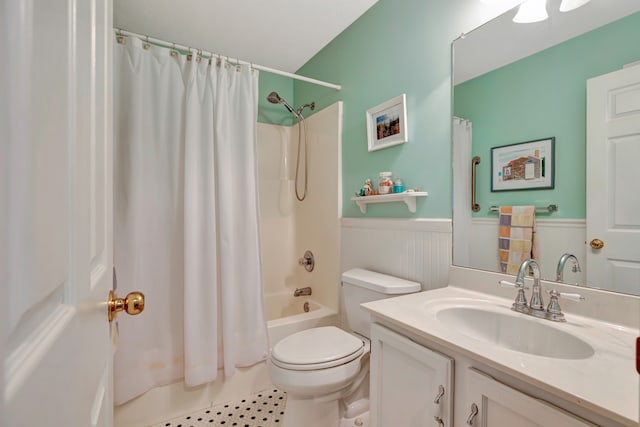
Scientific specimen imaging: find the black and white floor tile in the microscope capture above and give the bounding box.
[152,389,287,427]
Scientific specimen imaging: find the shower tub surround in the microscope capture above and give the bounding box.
[257,102,343,316]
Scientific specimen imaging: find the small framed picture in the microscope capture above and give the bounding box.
[491,137,555,191]
[366,94,408,152]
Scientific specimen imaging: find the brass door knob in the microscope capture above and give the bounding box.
[590,238,604,250]
[108,290,145,322]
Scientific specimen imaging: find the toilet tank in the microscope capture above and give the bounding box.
[341,268,421,339]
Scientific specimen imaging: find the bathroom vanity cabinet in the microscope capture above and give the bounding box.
[370,323,453,427]
[364,270,639,427]
[464,367,594,427]
[370,322,613,427]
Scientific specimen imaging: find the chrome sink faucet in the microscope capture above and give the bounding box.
[499,258,584,322]
[556,253,581,282]
[516,259,544,313]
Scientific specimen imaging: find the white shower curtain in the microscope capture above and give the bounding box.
[113,35,268,405]
[452,117,473,266]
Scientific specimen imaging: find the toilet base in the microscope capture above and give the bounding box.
[340,409,370,427]
[283,395,340,427]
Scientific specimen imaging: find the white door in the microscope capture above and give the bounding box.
[465,368,595,427]
[370,323,453,427]
[2,1,115,426]
[586,65,640,294]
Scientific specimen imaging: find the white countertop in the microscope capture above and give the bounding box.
[362,286,639,426]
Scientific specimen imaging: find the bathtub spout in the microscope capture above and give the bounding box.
[294,287,312,297]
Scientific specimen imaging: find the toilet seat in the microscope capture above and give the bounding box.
[271,326,365,371]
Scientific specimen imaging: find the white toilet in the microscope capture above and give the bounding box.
[268,268,421,427]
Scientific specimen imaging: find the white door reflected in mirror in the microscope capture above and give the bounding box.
[586,64,640,294]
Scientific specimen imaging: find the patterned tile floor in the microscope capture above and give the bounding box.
[152,389,286,427]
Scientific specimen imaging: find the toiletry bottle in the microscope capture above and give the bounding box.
[378,172,393,194]
[393,178,404,193]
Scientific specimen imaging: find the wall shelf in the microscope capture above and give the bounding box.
[351,192,428,214]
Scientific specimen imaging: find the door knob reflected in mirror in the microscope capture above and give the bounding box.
[590,239,604,250]
[108,290,145,322]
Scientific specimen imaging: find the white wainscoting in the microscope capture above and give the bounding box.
[469,218,586,285]
[341,218,453,291]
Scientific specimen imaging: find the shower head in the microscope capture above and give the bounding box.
[266,91,303,120]
[266,91,283,104]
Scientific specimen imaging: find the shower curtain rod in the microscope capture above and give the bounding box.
[115,29,342,91]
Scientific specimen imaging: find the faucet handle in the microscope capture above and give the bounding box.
[499,280,529,290]
[545,289,585,322]
[546,289,585,302]
[499,280,529,310]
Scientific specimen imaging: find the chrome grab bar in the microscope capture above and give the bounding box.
[471,156,481,212]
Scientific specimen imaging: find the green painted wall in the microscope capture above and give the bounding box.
[293,0,485,218]
[454,12,640,219]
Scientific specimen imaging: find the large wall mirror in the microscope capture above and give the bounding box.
[452,0,640,295]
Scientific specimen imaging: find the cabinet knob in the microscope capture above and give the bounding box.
[467,403,479,425]
[590,238,604,250]
[433,384,445,404]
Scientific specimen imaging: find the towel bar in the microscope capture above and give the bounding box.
[489,204,558,213]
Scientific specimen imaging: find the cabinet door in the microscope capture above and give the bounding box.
[465,368,596,427]
[370,323,453,427]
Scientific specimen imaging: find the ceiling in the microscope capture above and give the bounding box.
[114,0,379,73]
[454,0,640,84]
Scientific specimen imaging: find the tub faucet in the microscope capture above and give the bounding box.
[294,287,312,297]
[556,253,581,282]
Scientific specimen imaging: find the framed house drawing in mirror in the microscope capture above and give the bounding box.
[491,137,555,191]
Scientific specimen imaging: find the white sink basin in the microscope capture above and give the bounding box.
[436,306,594,359]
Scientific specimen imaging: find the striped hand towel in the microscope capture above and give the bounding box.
[498,206,538,275]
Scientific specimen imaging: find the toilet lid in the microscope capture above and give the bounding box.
[271,326,364,370]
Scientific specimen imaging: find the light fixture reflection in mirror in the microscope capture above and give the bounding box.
[559,0,591,12]
[513,0,548,23]
[512,0,592,23]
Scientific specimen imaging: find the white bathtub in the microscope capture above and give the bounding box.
[265,291,338,346]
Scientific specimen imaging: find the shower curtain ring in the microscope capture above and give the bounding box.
[187,47,193,61]
[116,29,126,45]
[144,35,150,50]
[171,42,177,57]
